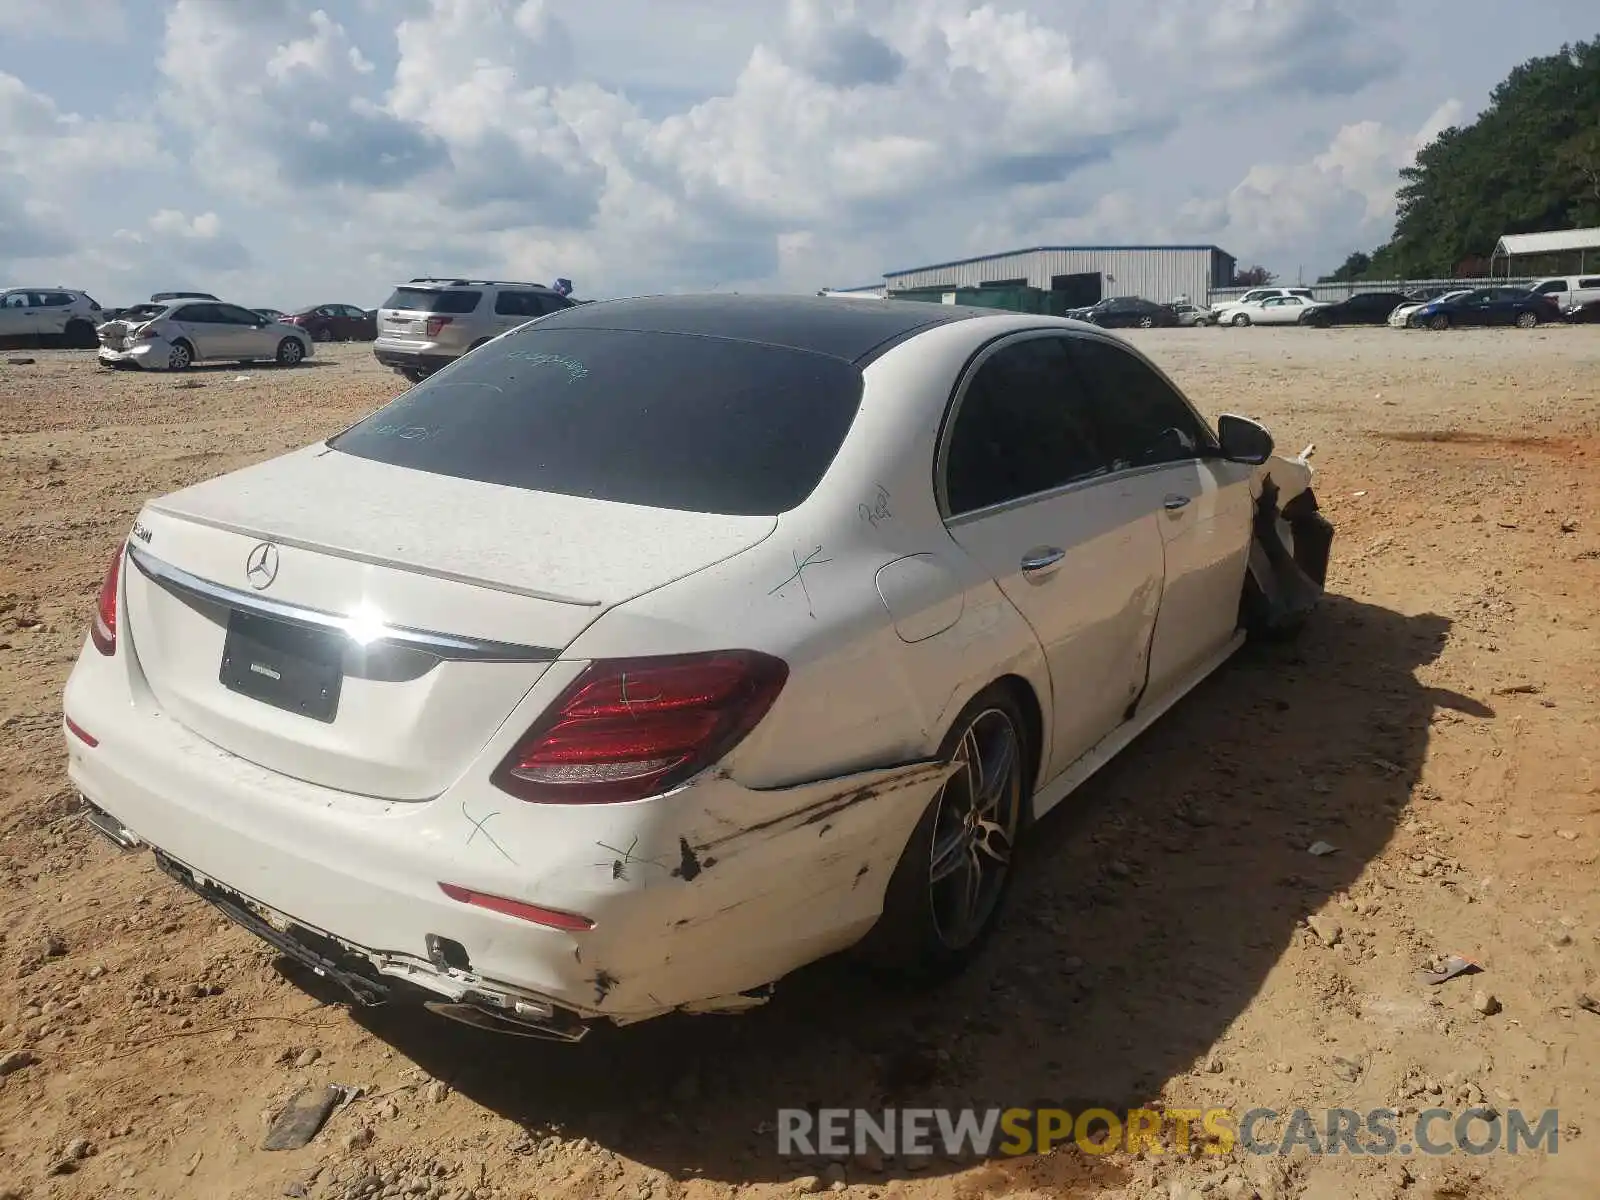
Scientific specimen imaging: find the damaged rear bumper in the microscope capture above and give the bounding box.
[65,637,956,1029]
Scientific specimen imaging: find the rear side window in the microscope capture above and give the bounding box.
[944,337,1109,515]
[494,291,551,317]
[384,287,481,315]
[329,327,865,516]
[1066,337,1215,470]
[1580,278,1600,289]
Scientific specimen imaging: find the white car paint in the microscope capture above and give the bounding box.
[1243,295,1332,326]
[0,287,102,341]
[97,299,314,370]
[63,298,1322,1037]
[1209,287,1315,320]
[1387,290,1471,328]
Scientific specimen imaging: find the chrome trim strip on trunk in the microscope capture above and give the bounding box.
[125,541,560,664]
[144,500,602,607]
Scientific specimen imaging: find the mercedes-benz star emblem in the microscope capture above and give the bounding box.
[245,542,280,590]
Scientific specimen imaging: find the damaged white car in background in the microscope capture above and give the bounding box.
[97,299,313,370]
[63,295,1333,1041]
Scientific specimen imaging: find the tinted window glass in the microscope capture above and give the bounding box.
[384,287,481,315]
[172,304,217,322]
[329,327,865,516]
[1066,337,1213,470]
[945,337,1110,516]
[1580,278,1600,289]
[217,304,262,324]
[494,291,547,317]
[1535,281,1563,294]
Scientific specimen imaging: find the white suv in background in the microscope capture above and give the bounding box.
[1528,275,1600,316]
[373,278,576,381]
[0,287,105,348]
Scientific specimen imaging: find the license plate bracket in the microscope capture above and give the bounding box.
[219,610,343,723]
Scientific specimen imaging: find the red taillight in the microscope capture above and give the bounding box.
[491,651,788,804]
[90,545,123,655]
[438,883,594,931]
[425,315,453,337]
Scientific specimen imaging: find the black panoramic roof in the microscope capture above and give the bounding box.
[531,293,988,364]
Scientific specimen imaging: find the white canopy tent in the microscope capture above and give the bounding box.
[1491,226,1600,274]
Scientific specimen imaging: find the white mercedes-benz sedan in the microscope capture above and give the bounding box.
[63,295,1334,1040]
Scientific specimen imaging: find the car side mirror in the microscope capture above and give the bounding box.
[1216,414,1274,465]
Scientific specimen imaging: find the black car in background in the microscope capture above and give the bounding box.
[1070,296,1180,328]
[1569,298,1600,324]
[1406,287,1562,330]
[1300,291,1408,327]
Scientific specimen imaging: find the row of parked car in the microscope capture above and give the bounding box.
[1207,275,1600,330]
[1055,275,1600,333]
[1,277,583,376]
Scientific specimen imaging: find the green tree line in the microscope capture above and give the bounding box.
[1321,36,1600,283]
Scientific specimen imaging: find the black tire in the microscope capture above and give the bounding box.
[167,339,194,371]
[1137,315,1155,329]
[1428,314,1450,331]
[1515,310,1539,329]
[854,684,1034,984]
[466,338,492,354]
[275,338,305,366]
[64,320,98,349]
[400,367,428,383]
[1231,312,1251,327]
[312,326,333,343]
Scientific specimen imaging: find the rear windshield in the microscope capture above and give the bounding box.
[383,287,481,314]
[328,326,865,515]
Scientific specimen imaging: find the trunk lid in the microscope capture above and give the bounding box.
[124,445,776,800]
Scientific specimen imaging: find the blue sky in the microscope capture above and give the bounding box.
[1,0,1596,309]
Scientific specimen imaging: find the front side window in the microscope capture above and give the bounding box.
[944,337,1112,516]
[1066,336,1214,471]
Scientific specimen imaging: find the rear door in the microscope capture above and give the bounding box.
[1066,333,1252,702]
[492,290,549,335]
[0,290,40,338]
[939,333,1165,779]
[166,303,233,357]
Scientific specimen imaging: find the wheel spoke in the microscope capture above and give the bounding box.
[959,727,983,806]
[974,728,1017,815]
[960,844,984,927]
[929,827,968,884]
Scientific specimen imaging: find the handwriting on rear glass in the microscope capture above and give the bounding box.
[859,484,892,527]
[504,351,589,383]
[368,423,434,440]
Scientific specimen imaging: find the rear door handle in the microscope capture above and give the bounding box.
[1163,494,1191,511]
[1021,547,1066,575]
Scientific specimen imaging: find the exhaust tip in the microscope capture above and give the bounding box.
[80,798,142,851]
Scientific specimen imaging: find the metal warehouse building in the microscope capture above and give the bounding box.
[882,244,1237,308]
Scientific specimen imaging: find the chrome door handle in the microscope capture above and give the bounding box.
[1163,494,1191,511]
[1021,547,1066,574]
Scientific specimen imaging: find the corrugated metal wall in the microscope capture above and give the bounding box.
[884,247,1234,304]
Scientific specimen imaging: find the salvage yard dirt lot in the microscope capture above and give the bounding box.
[2,326,1599,1200]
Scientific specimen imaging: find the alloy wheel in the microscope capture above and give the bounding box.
[927,708,1023,951]
[168,343,190,370]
